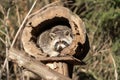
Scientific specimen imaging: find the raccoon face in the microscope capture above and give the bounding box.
[49,30,73,52]
[54,40,69,52]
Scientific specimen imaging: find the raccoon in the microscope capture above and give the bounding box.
[37,25,73,57]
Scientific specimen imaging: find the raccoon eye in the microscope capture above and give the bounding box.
[49,33,56,40]
[62,41,69,46]
[64,30,70,36]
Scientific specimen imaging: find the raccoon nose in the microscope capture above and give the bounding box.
[57,46,63,52]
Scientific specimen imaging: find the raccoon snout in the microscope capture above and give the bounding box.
[55,44,64,52]
[57,46,63,52]
[55,41,69,52]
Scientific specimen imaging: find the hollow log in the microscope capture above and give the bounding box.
[20,2,89,80]
[21,3,87,59]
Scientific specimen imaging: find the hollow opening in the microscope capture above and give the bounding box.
[31,17,71,43]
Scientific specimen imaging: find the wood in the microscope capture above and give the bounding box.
[46,62,69,77]
[20,2,89,80]
[9,48,72,80]
[40,57,83,65]
[21,3,87,59]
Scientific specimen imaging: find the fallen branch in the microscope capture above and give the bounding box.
[8,48,72,80]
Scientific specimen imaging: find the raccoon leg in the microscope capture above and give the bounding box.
[48,51,60,57]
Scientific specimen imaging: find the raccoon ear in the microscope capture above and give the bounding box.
[64,30,70,36]
[49,33,56,40]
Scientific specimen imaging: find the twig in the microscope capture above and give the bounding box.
[5,8,11,45]
[16,5,21,26]
[4,8,11,80]
[0,29,7,36]
[5,37,9,80]
[0,17,11,45]
[109,52,118,80]
[0,30,11,45]
[27,0,62,18]
[0,58,7,80]
[0,37,5,45]
[11,0,38,48]
[0,4,5,15]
